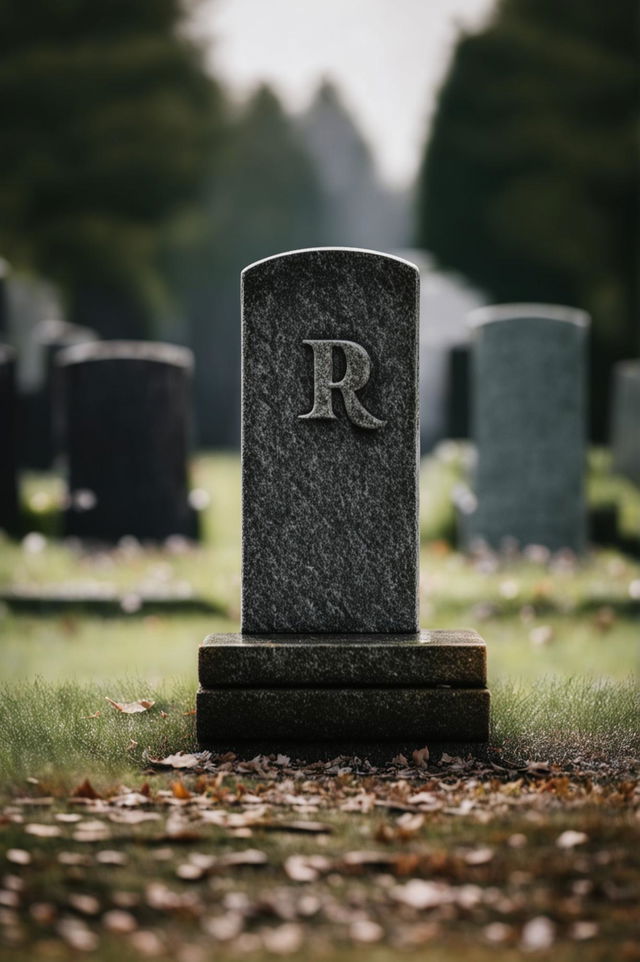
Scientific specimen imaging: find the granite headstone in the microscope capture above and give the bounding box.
[465,304,589,552]
[611,360,640,487]
[0,344,19,535]
[58,341,198,543]
[197,249,489,757]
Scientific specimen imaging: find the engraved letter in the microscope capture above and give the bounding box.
[299,339,386,430]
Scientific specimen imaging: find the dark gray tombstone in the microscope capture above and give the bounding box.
[58,341,198,543]
[611,360,640,487]
[197,248,489,757]
[465,304,589,552]
[445,342,471,439]
[0,344,19,535]
[22,319,99,469]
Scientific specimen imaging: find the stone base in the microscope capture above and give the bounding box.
[199,630,486,688]
[196,631,489,755]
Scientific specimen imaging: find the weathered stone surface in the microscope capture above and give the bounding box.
[611,360,640,487]
[196,686,490,744]
[58,341,198,542]
[466,304,589,552]
[0,344,19,535]
[242,248,419,633]
[199,629,486,688]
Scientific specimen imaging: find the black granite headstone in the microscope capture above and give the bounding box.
[0,344,19,535]
[242,248,419,633]
[445,343,471,439]
[197,249,490,758]
[58,341,198,542]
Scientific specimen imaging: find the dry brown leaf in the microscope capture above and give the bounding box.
[170,780,192,800]
[84,711,101,719]
[6,849,31,865]
[464,846,494,866]
[412,746,430,768]
[126,740,138,751]
[102,910,137,934]
[57,917,99,952]
[262,923,304,955]
[105,697,155,714]
[70,778,102,800]
[68,894,101,916]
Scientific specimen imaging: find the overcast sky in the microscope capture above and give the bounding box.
[197,0,494,188]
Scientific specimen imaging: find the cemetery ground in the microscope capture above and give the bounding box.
[0,449,638,961]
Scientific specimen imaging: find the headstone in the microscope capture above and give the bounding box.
[22,319,99,469]
[58,341,198,543]
[464,304,589,552]
[611,360,640,487]
[0,344,19,535]
[445,343,471,440]
[197,248,489,757]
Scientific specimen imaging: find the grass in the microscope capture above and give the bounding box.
[0,675,636,787]
[0,451,638,960]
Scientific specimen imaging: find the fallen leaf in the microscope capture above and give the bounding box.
[284,854,331,882]
[412,746,430,768]
[126,740,138,751]
[105,697,155,714]
[25,823,61,838]
[70,779,102,800]
[391,879,451,909]
[57,916,99,952]
[102,910,137,934]
[68,894,101,916]
[84,711,101,719]
[148,752,206,770]
[350,919,384,943]
[556,830,588,849]
[261,922,303,954]
[520,916,555,951]
[464,846,494,866]
[6,849,31,866]
[171,781,192,801]
[96,850,128,866]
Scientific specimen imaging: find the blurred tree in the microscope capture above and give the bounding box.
[0,0,222,337]
[415,0,638,439]
[298,80,409,250]
[167,84,327,446]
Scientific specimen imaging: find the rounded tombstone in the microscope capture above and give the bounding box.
[610,359,640,487]
[0,343,19,535]
[25,319,99,469]
[465,303,590,553]
[57,341,198,543]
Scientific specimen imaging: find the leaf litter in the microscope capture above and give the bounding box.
[1,749,638,956]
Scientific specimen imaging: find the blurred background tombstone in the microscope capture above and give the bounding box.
[396,249,484,454]
[445,342,471,441]
[611,360,640,487]
[23,319,99,470]
[0,343,19,535]
[58,341,198,543]
[463,304,589,553]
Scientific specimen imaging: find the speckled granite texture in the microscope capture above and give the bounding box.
[199,630,486,688]
[196,686,490,744]
[241,248,419,633]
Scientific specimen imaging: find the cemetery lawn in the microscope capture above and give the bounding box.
[0,451,638,960]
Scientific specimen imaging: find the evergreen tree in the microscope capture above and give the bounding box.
[415,0,638,438]
[0,0,222,337]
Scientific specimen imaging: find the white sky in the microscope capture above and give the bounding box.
[197,0,495,188]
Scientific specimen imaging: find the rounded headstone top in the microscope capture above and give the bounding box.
[468,303,590,329]
[615,358,640,376]
[57,340,194,370]
[0,342,15,364]
[242,246,420,277]
[35,318,99,347]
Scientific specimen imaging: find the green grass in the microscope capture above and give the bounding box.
[0,675,636,786]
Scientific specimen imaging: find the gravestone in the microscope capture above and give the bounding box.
[58,341,198,543]
[197,248,489,757]
[22,319,98,469]
[0,344,19,535]
[611,360,640,487]
[464,304,589,552]
[445,342,471,440]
